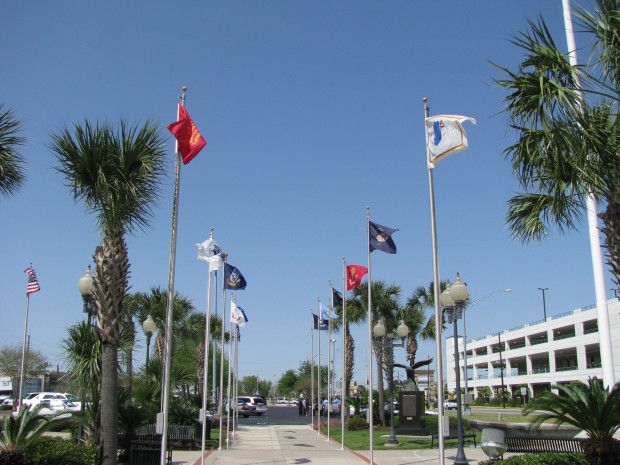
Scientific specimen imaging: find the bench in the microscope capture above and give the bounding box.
[117,434,172,465]
[505,434,585,453]
[430,426,477,449]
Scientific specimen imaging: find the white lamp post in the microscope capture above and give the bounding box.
[142,315,157,368]
[440,274,469,465]
[373,319,409,446]
[77,266,96,326]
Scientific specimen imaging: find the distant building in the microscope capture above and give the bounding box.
[446,298,620,399]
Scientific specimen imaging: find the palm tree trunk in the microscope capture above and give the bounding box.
[101,341,118,465]
[344,325,354,422]
[600,194,620,289]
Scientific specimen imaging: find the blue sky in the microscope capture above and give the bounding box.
[2,1,612,388]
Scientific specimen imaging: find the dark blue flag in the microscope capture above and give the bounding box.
[332,288,343,308]
[224,263,247,290]
[312,313,329,331]
[369,221,398,254]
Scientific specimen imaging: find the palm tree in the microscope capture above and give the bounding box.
[125,287,196,364]
[346,281,401,426]
[523,377,620,464]
[0,404,72,462]
[404,281,446,368]
[495,0,620,288]
[52,119,167,465]
[0,104,25,199]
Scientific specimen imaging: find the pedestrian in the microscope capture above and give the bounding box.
[298,398,303,416]
[302,398,308,416]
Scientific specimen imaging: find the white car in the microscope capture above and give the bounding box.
[27,392,82,410]
[443,400,458,410]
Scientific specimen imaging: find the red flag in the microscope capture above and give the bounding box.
[346,264,368,290]
[167,104,207,164]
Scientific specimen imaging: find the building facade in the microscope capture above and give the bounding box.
[445,298,620,399]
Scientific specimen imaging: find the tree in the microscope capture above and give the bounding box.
[0,104,25,200]
[523,377,620,464]
[0,404,71,462]
[403,281,443,370]
[495,0,620,288]
[0,345,48,399]
[277,370,298,398]
[346,281,401,426]
[52,119,167,465]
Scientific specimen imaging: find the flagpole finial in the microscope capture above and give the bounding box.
[182,86,188,92]
[423,96,427,103]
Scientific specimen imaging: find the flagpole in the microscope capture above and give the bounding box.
[212,270,218,407]
[425,98,446,464]
[327,282,333,441]
[310,310,314,427]
[317,297,322,435]
[226,298,234,449]
[341,257,346,450]
[561,0,615,388]
[160,87,187,465]
[201,228,215,465]
[218,266,228,450]
[234,324,240,445]
[366,206,374,465]
[18,293,30,413]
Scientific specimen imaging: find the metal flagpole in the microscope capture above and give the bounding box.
[218,279,228,449]
[341,257,346,450]
[310,311,314,426]
[561,0,615,388]
[327,283,332,441]
[160,87,186,465]
[201,229,215,465]
[235,325,240,444]
[18,294,31,412]
[225,298,234,449]
[212,271,218,406]
[425,97,446,464]
[317,297,321,435]
[366,206,374,465]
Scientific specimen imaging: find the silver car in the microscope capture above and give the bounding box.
[237,396,268,416]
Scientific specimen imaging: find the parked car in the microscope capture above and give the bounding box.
[14,392,41,413]
[20,392,82,413]
[443,400,458,410]
[13,398,78,419]
[237,396,268,416]
[225,398,257,418]
[1,397,14,407]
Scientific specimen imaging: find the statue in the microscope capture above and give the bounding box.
[394,358,433,391]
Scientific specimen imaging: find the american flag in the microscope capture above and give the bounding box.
[24,266,41,295]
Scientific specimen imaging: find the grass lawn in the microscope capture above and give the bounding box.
[318,410,534,450]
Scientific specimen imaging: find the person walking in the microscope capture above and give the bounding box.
[298,398,303,416]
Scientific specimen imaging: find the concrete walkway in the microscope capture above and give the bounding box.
[170,424,499,465]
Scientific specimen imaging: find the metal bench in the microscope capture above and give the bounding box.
[429,426,477,449]
[505,434,585,453]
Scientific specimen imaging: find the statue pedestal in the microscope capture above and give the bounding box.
[397,390,427,435]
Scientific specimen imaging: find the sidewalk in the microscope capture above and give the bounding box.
[171,424,498,465]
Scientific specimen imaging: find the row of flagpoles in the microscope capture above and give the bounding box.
[305,109,479,464]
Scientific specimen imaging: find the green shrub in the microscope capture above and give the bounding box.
[347,416,369,431]
[480,452,588,465]
[24,436,98,465]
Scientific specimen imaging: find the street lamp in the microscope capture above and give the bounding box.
[77,266,96,326]
[440,274,469,465]
[142,315,156,368]
[373,319,409,446]
[538,288,548,320]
